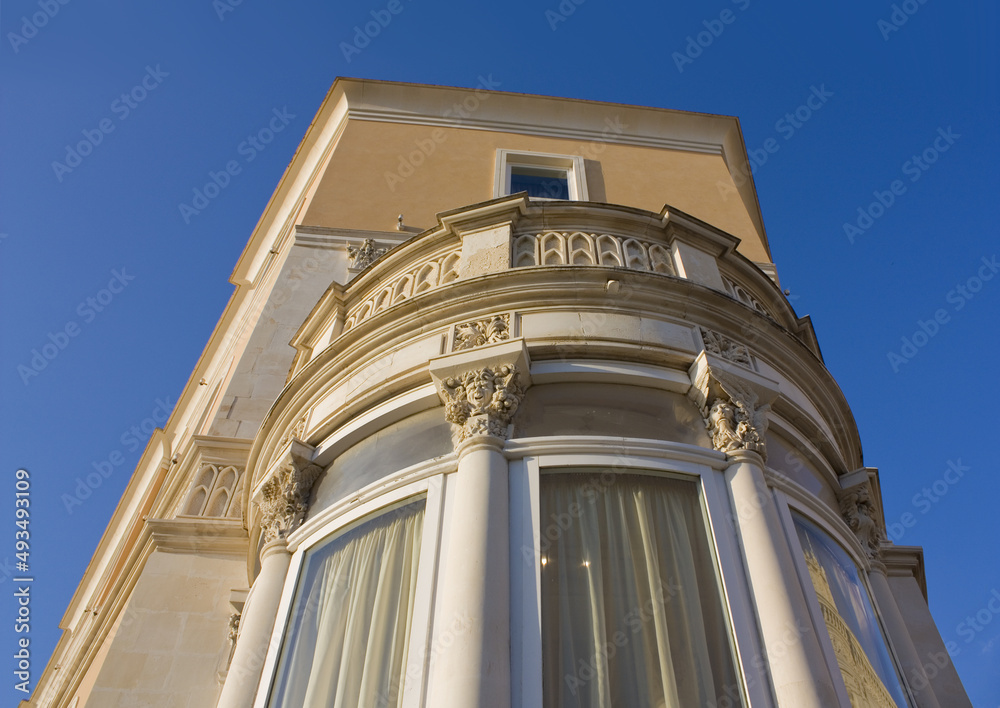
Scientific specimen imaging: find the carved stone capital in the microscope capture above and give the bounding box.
[839,468,886,563]
[430,339,531,445]
[254,441,323,544]
[688,352,778,462]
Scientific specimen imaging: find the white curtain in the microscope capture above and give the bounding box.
[268,501,424,708]
[540,473,739,708]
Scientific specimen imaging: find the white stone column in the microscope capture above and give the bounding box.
[217,539,290,708]
[217,443,322,708]
[425,339,530,708]
[725,450,842,707]
[868,564,941,708]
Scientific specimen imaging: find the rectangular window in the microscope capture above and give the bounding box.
[267,500,425,708]
[495,149,588,201]
[793,514,910,707]
[539,471,741,707]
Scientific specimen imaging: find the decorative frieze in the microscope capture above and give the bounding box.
[438,365,525,441]
[453,314,510,351]
[257,458,323,543]
[722,275,774,319]
[347,239,389,270]
[513,231,675,275]
[343,249,461,331]
[700,327,753,367]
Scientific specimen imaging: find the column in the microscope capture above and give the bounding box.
[726,450,843,707]
[425,340,529,708]
[217,449,322,708]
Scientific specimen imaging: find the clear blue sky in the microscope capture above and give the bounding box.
[1,0,997,704]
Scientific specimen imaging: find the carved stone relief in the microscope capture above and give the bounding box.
[453,314,510,351]
[347,239,389,270]
[257,459,323,543]
[437,365,525,442]
[277,414,308,450]
[692,365,771,461]
[840,485,884,562]
[700,327,753,367]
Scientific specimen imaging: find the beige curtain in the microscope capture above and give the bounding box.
[540,472,739,707]
[269,501,424,708]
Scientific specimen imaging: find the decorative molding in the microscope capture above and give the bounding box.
[438,365,525,441]
[181,463,245,519]
[145,518,249,557]
[689,353,778,462]
[343,248,461,331]
[722,275,774,319]
[700,327,753,367]
[277,413,308,449]
[227,612,240,645]
[429,339,532,444]
[453,314,510,351]
[255,443,324,543]
[512,231,675,275]
[347,239,389,270]
[840,483,884,563]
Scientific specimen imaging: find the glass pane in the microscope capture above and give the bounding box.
[793,514,909,707]
[510,165,570,199]
[268,500,425,708]
[540,471,741,708]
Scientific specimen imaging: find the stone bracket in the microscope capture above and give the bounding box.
[839,467,885,563]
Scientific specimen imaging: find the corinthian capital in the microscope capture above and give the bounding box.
[255,441,323,543]
[688,351,778,462]
[429,338,532,445]
[439,364,525,441]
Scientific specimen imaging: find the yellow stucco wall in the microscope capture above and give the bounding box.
[302,120,771,264]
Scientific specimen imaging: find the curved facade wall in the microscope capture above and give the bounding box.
[28,79,970,708]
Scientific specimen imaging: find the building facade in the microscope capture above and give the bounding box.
[27,79,971,707]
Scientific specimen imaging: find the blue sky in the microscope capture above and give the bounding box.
[1,0,997,704]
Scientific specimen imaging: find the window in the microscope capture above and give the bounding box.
[539,471,741,707]
[267,500,425,708]
[793,514,910,708]
[495,149,588,201]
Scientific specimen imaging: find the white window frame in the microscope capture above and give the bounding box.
[494,149,589,201]
[775,490,916,708]
[509,446,773,707]
[253,471,446,708]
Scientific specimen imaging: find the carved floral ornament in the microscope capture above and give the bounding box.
[453,314,510,351]
[700,327,753,368]
[256,457,324,543]
[438,364,525,442]
[347,239,389,270]
[840,484,884,562]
